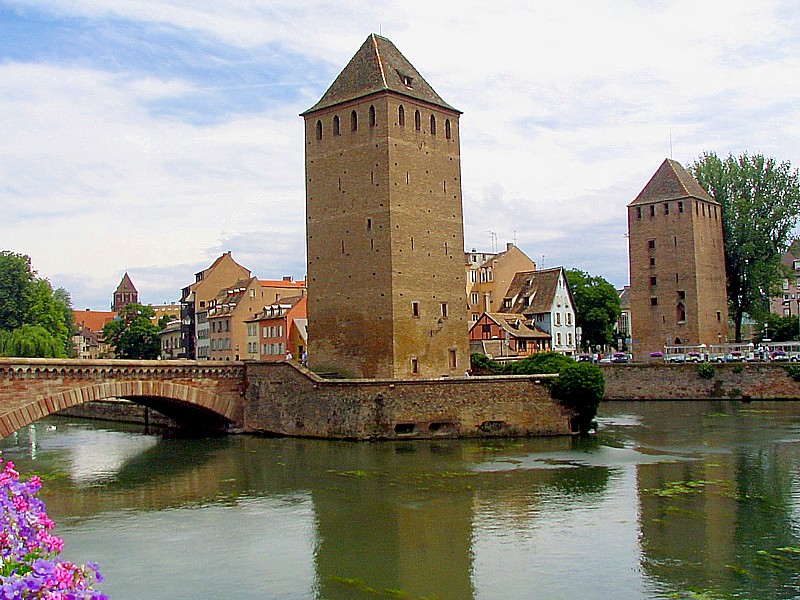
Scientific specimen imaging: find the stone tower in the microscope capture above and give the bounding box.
[112,272,138,312]
[627,159,728,360]
[302,34,469,378]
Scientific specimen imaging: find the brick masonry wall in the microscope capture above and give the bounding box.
[244,362,571,439]
[602,363,800,400]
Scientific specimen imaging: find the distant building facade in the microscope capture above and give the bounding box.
[770,242,800,317]
[302,34,468,378]
[497,267,577,355]
[180,252,251,359]
[627,159,728,360]
[465,243,537,325]
[72,309,117,359]
[246,296,307,362]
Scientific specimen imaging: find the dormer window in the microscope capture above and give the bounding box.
[399,72,414,87]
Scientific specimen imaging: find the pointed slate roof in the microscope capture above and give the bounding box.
[302,34,458,115]
[629,158,715,206]
[501,267,569,316]
[115,273,137,294]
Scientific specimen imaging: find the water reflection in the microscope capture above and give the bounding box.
[1,403,800,599]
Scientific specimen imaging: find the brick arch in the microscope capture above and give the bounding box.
[0,380,239,438]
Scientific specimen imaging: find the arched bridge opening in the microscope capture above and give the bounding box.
[0,359,245,438]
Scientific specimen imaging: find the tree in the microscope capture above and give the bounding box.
[0,252,35,331]
[102,303,160,359]
[690,152,800,341]
[757,313,799,343]
[565,269,621,351]
[0,252,75,357]
[0,324,66,358]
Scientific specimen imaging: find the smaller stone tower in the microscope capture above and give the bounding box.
[627,159,728,360]
[112,273,138,312]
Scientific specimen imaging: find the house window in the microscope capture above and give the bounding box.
[412,302,420,317]
[650,205,655,217]
[636,207,641,219]
[664,202,669,215]
[411,357,419,374]
[783,278,790,290]
[369,105,376,127]
[650,276,657,286]
[650,297,658,306]
[518,339,527,351]
[678,201,684,213]
[503,298,512,309]
[648,239,656,250]
[471,292,479,305]
[566,313,572,326]
[398,105,405,127]
[470,270,477,283]
[441,302,449,318]
[650,257,656,267]
[567,333,572,346]
[556,333,562,346]
[333,115,340,136]
[555,313,561,326]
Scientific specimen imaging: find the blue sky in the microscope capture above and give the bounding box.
[2,1,799,310]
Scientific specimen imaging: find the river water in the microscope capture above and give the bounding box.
[2,400,800,599]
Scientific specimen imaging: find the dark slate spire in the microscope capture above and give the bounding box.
[629,158,716,206]
[302,34,459,115]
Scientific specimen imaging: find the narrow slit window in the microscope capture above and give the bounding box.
[398,105,405,127]
[445,119,451,139]
[414,110,421,131]
[351,110,358,131]
[369,105,376,126]
[333,115,340,136]
[430,115,437,135]
[315,120,322,140]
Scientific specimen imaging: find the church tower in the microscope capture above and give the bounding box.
[112,272,138,312]
[302,34,468,378]
[627,159,728,360]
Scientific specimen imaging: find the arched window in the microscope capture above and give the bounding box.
[351,110,358,131]
[430,115,436,135]
[398,105,405,126]
[315,120,322,140]
[369,105,376,127]
[333,115,340,136]
[445,119,451,139]
[414,110,421,131]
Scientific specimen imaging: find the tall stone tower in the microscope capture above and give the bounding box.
[112,273,138,312]
[302,34,469,378]
[627,159,728,360]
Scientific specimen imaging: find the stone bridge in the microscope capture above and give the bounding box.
[0,358,245,439]
[0,358,573,440]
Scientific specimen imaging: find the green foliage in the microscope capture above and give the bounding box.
[697,363,716,380]
[102,303,160,359]
[0,252,74,357]
[0,324,67,358]
[470,353,503,374]
[783,364,800,383]
[550,362,605,434]
[506,351,574,375]
[757,313,799,342]
[565,269,621,350]
[690,152,800,341]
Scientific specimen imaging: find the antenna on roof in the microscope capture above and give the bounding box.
[488,231,497,253]
[669,126,673,159]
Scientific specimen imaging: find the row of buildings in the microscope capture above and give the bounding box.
[73,244,579,366]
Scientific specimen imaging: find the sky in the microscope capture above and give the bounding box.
[2,0,799,310]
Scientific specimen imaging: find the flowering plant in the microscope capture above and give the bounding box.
[0,460,106,599]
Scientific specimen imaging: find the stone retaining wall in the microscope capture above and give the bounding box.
[245,362,571,439]
[601,363,800,400]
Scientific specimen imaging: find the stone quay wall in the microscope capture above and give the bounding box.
[601,363,800,400]
[244,362,571,439]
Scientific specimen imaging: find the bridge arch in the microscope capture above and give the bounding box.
[0,359,245,438]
